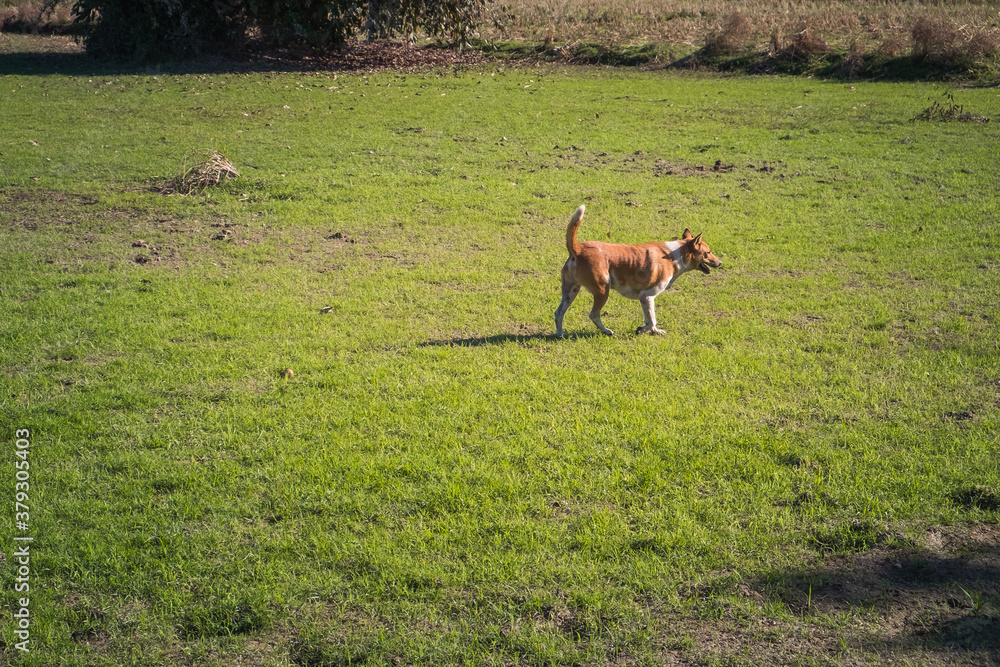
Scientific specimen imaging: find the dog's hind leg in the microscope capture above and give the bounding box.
[555,281,581,338]
[588,287,615,336]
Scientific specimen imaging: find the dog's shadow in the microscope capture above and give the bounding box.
[420,331,601,348]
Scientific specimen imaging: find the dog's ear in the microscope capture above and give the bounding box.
[693,232,703,245]
[682,228,693,240]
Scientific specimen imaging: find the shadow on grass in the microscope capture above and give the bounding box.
[0,40,485,77]
[0,51,326,77]
[747,524,1000,658]
[421,331,606,347]
[673,48,1000,85]
[0,49,228,76]
[3,39,998,85]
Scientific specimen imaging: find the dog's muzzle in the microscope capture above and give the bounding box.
[699,260,720,275]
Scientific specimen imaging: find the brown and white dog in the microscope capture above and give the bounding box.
[555,205,722,337]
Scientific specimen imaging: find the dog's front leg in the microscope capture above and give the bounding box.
[636,295,665,335]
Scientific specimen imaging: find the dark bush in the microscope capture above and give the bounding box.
[71,0,238,60]
[71,0,508,61]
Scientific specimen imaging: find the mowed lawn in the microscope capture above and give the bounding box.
[1,53,999,665]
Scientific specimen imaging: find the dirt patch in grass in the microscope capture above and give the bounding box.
[218,524,1000,665]
[665,524,1000,665]
[0,189,228,269]
[0,188,367,274]
[523,146,781,182]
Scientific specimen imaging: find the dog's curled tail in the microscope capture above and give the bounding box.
[566,205,585,258]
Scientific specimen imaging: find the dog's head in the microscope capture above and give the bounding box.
[682,228,722,274]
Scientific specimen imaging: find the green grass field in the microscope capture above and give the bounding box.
[1,42,999,665]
